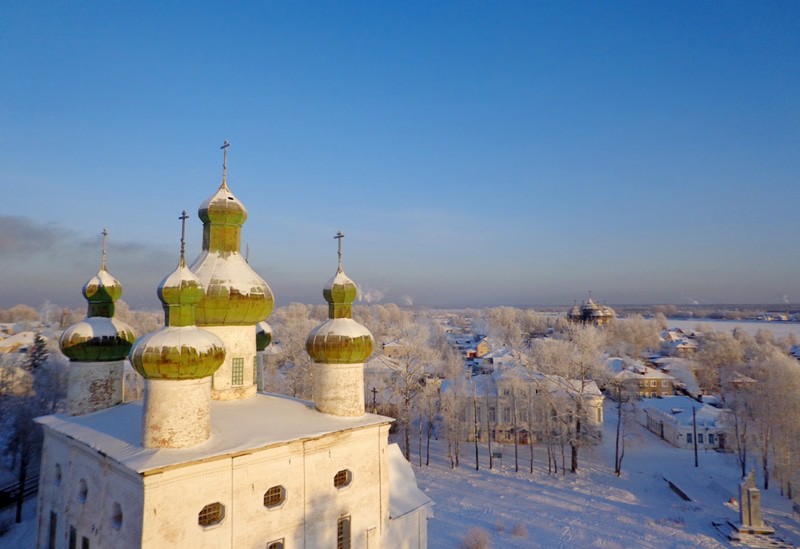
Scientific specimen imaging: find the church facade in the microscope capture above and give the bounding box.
[35,146,432,549]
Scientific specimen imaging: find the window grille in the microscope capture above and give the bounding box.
[333,469,352,488]
[337,516,351,549]
[232,358,244,386]
[263,486,285,508]
[198,502,225,527]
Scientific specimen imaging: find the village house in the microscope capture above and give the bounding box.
[607,358,676,399]
[636,396,731,451]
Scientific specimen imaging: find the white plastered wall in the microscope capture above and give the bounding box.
[142,378,211,448]
[36,430,144,549]
[205,325,257,400]
[66,360,124,416]
[313,362,366,417]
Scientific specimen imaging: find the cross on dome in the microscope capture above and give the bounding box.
[334,230,344,271]
[100,228,108,271]
[221,140,230,185]
[179,210,189,265]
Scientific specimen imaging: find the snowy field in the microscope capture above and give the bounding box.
[417,400,800,548]
[666,319,800,339]
[3,400,800,548]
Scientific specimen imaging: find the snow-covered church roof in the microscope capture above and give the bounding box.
[37,393,392,474]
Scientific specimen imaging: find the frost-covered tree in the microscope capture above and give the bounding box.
[381,312,438,460]
[267,303,324,398]
[529,325,606,473]
[607,314,660,359]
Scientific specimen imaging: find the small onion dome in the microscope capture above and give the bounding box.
[130,262,225,380]
[199,181,247,226]
[60,317,136,362]
[306,267,374,364]
[256,321,272,352]
[84,269,123,306]
[60,268,136,362]
[130,326,225,380]
[306,318,374,364]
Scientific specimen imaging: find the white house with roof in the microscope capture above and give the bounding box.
[636,396,730,450]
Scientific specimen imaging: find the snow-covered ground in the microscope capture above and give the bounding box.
[3,399,800,548]
[417,400,800,548]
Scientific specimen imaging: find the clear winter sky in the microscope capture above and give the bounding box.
[1,2,799,310]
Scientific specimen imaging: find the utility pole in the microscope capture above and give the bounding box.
[692,406,699,468]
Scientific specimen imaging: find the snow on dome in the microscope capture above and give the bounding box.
[130,326,225,380]
[307,263,374,365]
[256,321,272,351]
[190,178,274,326]
[61,261,136,361]
[60,316,136,362]
[158,263,204,306]
[198,181,247,226]
[190,250,274,325]
[323,268,357,305]
[306,318,374,364]
[83,269,122,303]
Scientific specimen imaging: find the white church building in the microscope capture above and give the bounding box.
[35,146,432,549]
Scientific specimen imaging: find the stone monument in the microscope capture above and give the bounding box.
[735,470,775,536]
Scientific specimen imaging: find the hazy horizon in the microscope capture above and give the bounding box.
[2,3,799,309]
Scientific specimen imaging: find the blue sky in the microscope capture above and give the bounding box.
[1,2,799,309]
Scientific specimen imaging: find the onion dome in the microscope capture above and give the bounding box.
[60,230,136,361]
[256,321,273,352]
[131,214,225,380]
[306,232,374,364]
[189,142,274,325]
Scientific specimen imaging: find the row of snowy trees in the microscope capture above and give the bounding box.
[263,304,611,475]
[691,328,800,497]
[257,302,800,494]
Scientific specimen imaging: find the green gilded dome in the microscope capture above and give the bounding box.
[131,258,225,379]
[306,319,374,364]
[190,178,274,325]
[83,269,123,308]
[60,317,136,362]
[256,321,273,351]
[190,252,274,325]
[199,181,247,226]
[306,264,374,364]
[60,263,136,361]
[158,263,206,327]
[131,327,225,380]
[322,268,358,318]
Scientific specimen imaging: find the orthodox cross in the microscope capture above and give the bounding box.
[371,387,378,413]
[100,228,108,271]
[334,230,344,270]
[221,140,231,181]
[179,210,189,264]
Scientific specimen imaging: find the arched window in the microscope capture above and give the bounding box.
[198,502,225,527]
